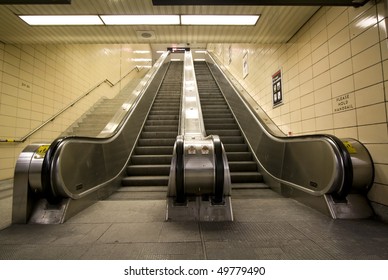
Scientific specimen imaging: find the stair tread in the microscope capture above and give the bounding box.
[231,183,269,189]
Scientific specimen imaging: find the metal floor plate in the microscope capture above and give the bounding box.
[1,189,388,260]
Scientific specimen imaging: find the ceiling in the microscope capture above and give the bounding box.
[0,0,321,46]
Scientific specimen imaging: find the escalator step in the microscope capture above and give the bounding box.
[137,138,176,146]
[143,125,178,132]
[127,165,171,176]
[227,152,252,161]
[122,176,169,186]
[229,161,258,172]
[206,129,241,136]
[141,131,177,138]
[231,172,263,183]
[134,146,174,155]
[223,144,249,152]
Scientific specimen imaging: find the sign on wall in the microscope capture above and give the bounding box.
[272,69,283,106]
[332,93,355,113]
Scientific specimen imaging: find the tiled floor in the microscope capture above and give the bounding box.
[1,189,388,260]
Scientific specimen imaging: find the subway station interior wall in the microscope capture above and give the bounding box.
[208,2,388,207]
[0,43,151,180]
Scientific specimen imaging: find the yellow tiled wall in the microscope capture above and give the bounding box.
[209,2,388,207]
[0,43,151,180]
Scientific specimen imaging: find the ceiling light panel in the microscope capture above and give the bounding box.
[19,15,103,25]
[100,15,180,25]
[181,15,260,25]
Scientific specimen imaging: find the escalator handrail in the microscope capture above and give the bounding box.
[174,136,185,204]
[212,135,225,204]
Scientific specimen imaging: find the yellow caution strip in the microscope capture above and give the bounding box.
[342,141,357,154]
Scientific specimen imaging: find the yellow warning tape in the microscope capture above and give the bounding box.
[342,141,357,154]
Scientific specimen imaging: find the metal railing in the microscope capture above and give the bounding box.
[0,66,141,143]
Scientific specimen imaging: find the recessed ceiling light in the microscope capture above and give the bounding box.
[100,15,180,25]
[19,15,104,25]
[181,15,259,25]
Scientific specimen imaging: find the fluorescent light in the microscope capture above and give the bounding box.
[101,15,180,25]
[181,15,259,25]
[19,15,103,25]
[18,14,260,26]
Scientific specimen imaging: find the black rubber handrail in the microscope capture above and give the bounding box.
[212,136,225,204]
[175,137,185,204]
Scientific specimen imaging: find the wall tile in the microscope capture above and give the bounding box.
[301,93,314,108]
[313,56,330,76]
[352,44,381,73]
[366,144,388,164]
[334,126,358,139]
[313,71,331,90]
[329,42,351,68]
[355,82,385,107]
[354,63,383,90]
[378,20,388,41]
[312,42,329,64]
[356,103,386,126]
[349,6,378,39]
[328,27,350,53]
[302,118,316,132]
[314,85,332,103]
[311,30,328,52]
[368,183,388,204]
[358,123,388,143]
[0,43,150,179]
[315,99,332,117]
[326,6,348,25]
[351,24,379,56]
[299,67,312,85]
[316,114,333,130]
[333,109,357,128]
[374,164,388,185]
[330,59,353,83]
[328,9,349,39]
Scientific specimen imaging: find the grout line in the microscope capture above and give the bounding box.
[198,222,208,260]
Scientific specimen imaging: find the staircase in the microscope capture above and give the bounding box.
[194,61,266,189]
[108,61,183,200]
[61,79,142,137]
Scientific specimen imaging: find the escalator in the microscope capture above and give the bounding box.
[196,54,375,219]
[12,54,184,223]
[194,61,265,189]
[111,62,183,199]
[12,51,375,224]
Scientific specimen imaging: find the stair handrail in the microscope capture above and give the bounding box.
[0,66,142,143]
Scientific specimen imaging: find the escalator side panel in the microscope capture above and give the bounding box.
[206,61,344,196]
[50,62,171,200]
